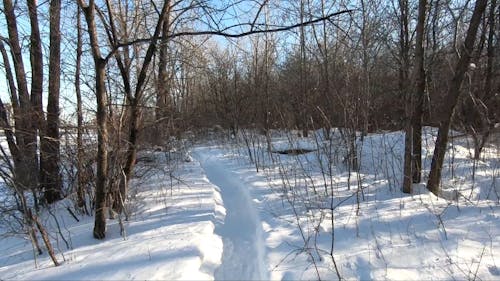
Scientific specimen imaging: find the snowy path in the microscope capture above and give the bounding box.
[194,147,268,281]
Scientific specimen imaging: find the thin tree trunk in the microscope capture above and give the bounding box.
[0,41,20,164]
[427,0,488,195]
[320,0,331,139]
[31,210,60,266]
[299,0,308,137]
[75,7,87,212]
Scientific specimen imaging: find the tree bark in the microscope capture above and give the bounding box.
[427,0,488,195]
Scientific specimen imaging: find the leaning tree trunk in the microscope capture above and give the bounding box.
[119,1,170,214]
[427,0,488,195]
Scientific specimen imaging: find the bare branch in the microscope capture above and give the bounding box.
[113,9,354,50]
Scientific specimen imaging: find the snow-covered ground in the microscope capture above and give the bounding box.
[0,128,499,280]
[0,151,225,280]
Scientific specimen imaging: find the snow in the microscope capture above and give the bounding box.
[194,147,268,280]
[1,128,499,280]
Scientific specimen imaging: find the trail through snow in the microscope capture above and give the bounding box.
[194,147,268,281]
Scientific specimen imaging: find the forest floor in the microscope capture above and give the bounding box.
[0,128,499,280]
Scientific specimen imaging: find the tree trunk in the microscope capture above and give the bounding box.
[93,58,109,239]
[27,0,43,190]
[299,0,308,138]
[31,210,60,266]
[75,7,87,213]
[78,0,109,239]
[403,125,413,193]
[411,0,427,184]
[42,0,62,204]
[427,0,488,195]
[156,9,172,129]
[399,0,412,193]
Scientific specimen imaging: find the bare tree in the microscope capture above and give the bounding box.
[103,0,171,216]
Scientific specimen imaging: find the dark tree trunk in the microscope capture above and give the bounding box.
[42,0,63,204]
[427,0,488,195]
[93,58,109,239]
[411,0,427,184]
[27,0,43,188]
[399,0,412,193]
